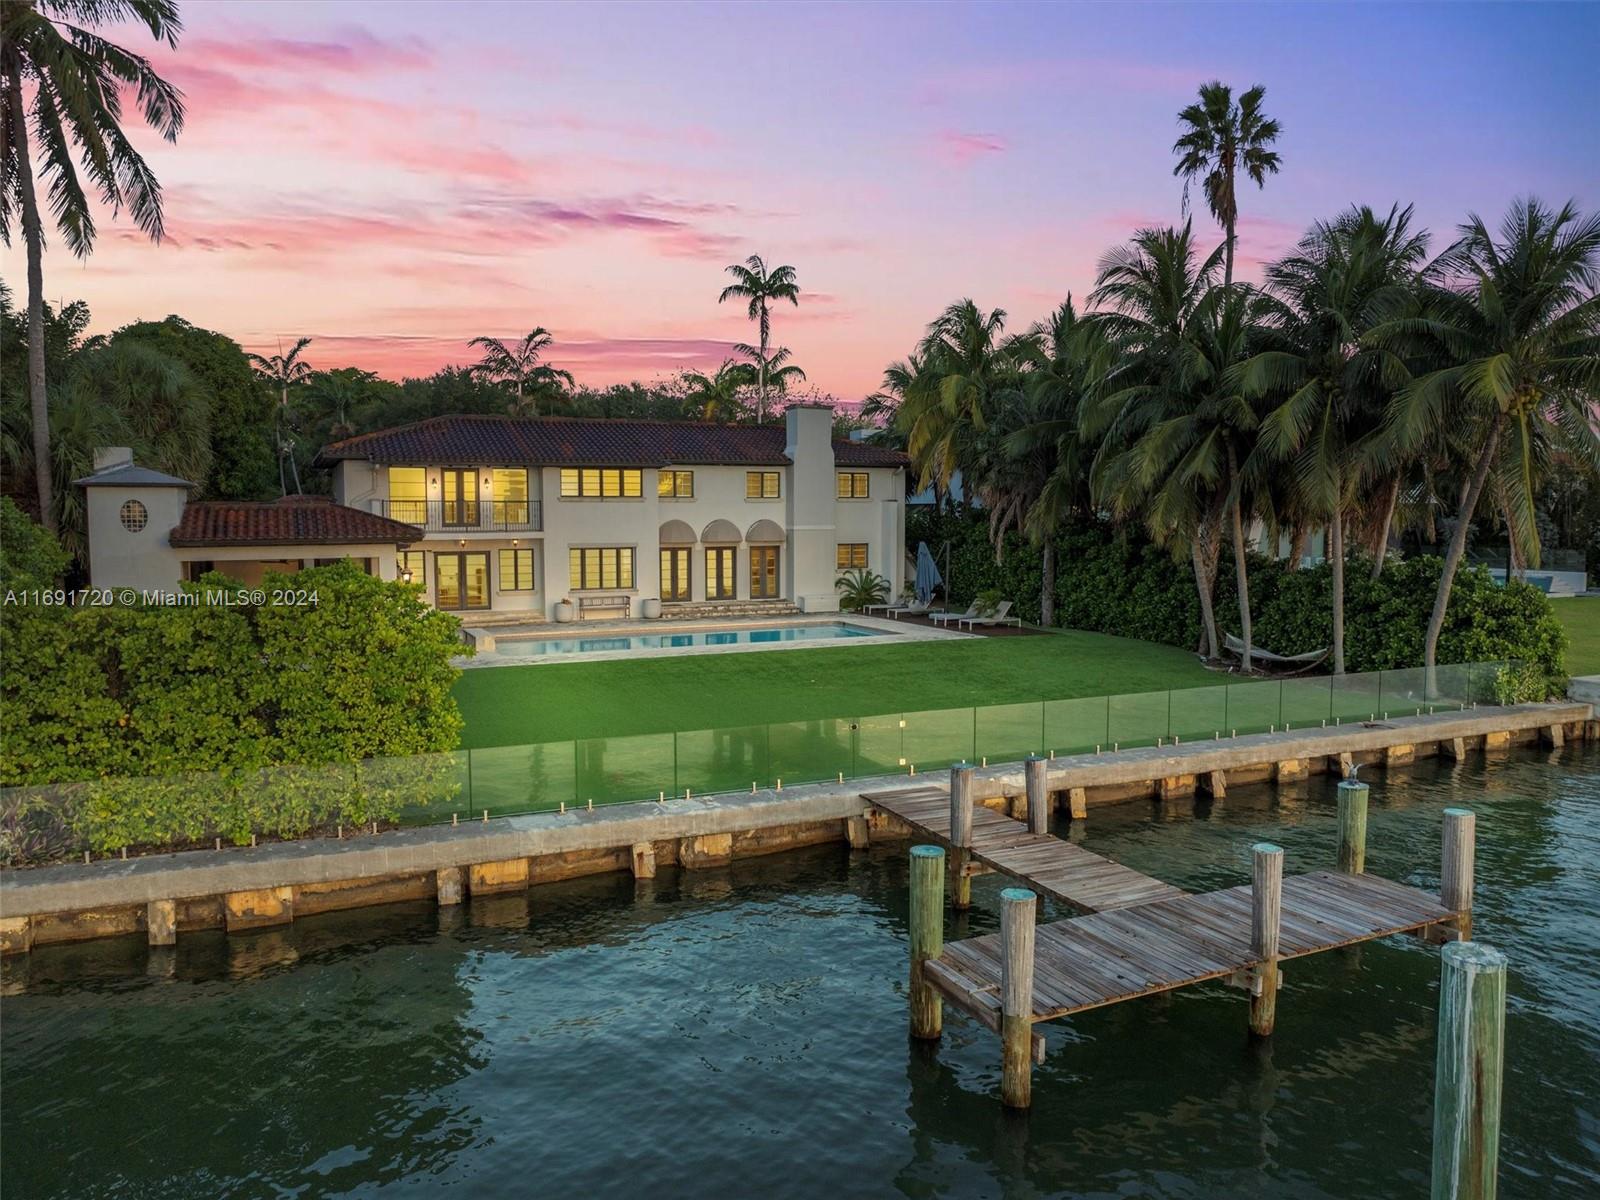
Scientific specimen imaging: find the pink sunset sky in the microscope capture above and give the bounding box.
[4,0,1596,400]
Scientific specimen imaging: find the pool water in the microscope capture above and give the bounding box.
[3,745,1597,1198]
[497,620,877,658]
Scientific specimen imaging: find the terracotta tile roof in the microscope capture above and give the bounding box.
[314,414,909,469]
[169,496,422,548]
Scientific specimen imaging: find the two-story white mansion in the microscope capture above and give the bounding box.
[77,405,909,621]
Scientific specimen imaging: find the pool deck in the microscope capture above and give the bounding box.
[456,612,972,667]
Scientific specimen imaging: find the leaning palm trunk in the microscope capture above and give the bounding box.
[7,60,54,530]
[1330,505,1346,675]
[1370,477,1400,580]
[1227,450,1252,671]
[1425,416,1504,691]
[1190,509,1223,659]
[1040,540,1056,627]
[1285,525,1308,571]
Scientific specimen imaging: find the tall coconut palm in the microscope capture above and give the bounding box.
[718,255,799,424]
[680,359,757,421]
[1173,81,1282,290]
[1242,205,1429,674]
[733,342,806,414]
[1374,198,1600,680]
[1,0,186,530]
[247,337,313,494]
[468,328,574,416]
[1087,223,1229,658]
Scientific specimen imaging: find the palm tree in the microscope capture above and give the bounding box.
[1242,205,1429,673]
[1086,223,1229,658]
[1373,198,1600,680]
[247,337,313,494]
[1,0,186,530]
[468,328,574,415]
[733,342,806,413]
[718,255,800,424]
[1172,81,1282,290]
[680,359,757,421]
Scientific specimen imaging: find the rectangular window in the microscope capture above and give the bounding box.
[498,548,535,591]
[750,546,779,599]
[399,551,426,585]
[745,471,780,499]
[706,546,736,599]
[660,547,691,601]
[441,468,480,527]
[493,469,530,525]
[560,467,642,498]
[568,547,635,591]
[837,471,870,499]
[658,470,694,498]
[388,467,426,524]
[836,543,868,570]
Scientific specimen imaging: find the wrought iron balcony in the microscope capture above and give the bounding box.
[368,498,542,533]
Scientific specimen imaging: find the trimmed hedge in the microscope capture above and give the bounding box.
[907,509,1568,684]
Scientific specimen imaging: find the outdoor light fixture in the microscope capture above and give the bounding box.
[400,569,413,583]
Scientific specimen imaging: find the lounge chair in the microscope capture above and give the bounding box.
[929,601,979,626]
[884,598,933,619]
[958,601,1018,630]
[861,600,898,616]
[1223,633,1329,673]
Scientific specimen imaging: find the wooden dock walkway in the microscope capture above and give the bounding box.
[882,764,1475,1109]
[863,785,1187,912]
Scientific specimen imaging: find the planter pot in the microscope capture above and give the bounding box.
[553,601,575,624]
[641,598,662,620]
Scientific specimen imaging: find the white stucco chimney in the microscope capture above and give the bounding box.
[785,405,838,612]
[93,446,135,473]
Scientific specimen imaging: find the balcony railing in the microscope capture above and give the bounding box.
[369,499,542,533]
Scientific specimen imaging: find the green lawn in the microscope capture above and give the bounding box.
[1556,597,1600,677]
[452,629,1218,749]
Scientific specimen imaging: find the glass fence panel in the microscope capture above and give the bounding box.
[1470,660,1513,704]
[1330,670,1383,725]
[1225,681,1282,734]
[575,733,675,806]
[370,750,471,823]
[1380,667,1430,717]
[1428,663,1473,712]
[675,725,770,797]
[975,702,1045,765]
[1280,677,1334,729]
[459,743,574,816]
[1108,689,1171,749]
[1043,696,1110,755]
[903,707,976,772]
[854,713,906,778]
[767,718,855,787]
[1168,685,1229,742]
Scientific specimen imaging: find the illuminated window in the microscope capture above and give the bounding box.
[837,472,870,499]
[388,467,427,523]
[498,548,535,591]
[658,470,694,498]
[745,471,780,499]
[561,468,642,498]
[706,547,736,599]
[493,469,529,524]
[119,499,148,532]
[836,543,868,570]
[568,547,635,590]
[660,547,691,600]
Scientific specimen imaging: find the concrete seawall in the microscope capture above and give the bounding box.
[2,702,1592,953]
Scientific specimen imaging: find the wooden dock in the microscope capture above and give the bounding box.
[878,768,1474,1109]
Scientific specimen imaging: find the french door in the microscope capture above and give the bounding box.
[436,552,490,610]
[660,547,691,602]
[706,547,736,600]
[750,546,779,599]
[441,469,479,527]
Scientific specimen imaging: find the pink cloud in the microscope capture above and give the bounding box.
[185,27,432,74]
[934,130,1008,166]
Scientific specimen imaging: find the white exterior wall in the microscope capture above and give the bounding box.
[83,484,189,592]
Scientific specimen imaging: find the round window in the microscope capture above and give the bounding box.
[119,499,148,532]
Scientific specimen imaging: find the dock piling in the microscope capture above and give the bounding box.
[1431,941,1506,1200]
[909,845,945,1041]
[1024,756,1049,835]
[950,762,975,910]
[1249,842,1283,1037]
[1441,808,1476,939]
[1000,887,1037,1109]
[1337,779,1369,874]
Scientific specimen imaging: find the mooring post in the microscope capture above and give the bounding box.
[909,845,945,1041]
[1249,842,1283,1037]
[1024,755,1049,835]
[1336,778,1369,873]
[1441,808,1476,940]
[1431,941,1507,1200]
[1000,887,1037,1109]
[950,762,974,910]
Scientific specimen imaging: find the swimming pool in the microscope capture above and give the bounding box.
[496,621,880,659]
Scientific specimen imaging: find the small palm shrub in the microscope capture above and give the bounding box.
[836,568,890,611]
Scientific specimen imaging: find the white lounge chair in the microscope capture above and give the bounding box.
[861,601,898,616]
[930,602,979,626]
[958,601,1018,630]
[884,598,933,619]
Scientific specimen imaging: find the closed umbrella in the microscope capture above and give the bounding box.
[914,542,942,605]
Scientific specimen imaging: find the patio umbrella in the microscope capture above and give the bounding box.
[914,542,942,605]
